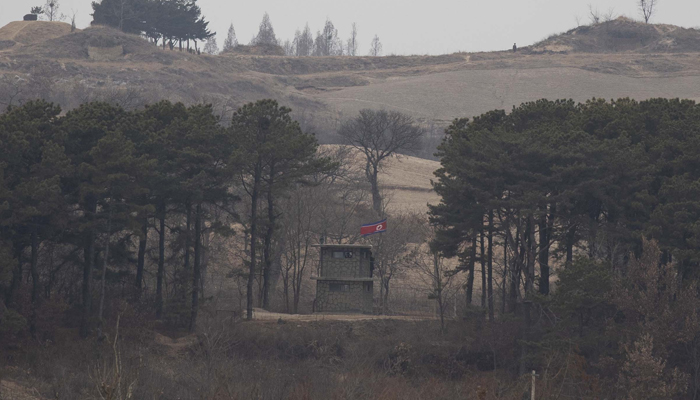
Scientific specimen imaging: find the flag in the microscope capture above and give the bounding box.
[361,219,387,236]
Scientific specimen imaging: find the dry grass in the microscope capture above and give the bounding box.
[319,144,440,213]
[1,20,699,146]
[0,317,534,400]
[0,21,75,47]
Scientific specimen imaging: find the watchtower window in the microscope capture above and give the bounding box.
[330,283,350,292]
[332,251,353,259]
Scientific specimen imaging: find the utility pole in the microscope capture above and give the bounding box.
[531,370,537,400]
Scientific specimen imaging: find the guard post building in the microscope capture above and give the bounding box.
[312,244,375,313]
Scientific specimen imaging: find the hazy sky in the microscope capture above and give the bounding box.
[2,0,699,54]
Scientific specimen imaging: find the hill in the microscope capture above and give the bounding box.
[1,20,699,148]
[531,17,700,53]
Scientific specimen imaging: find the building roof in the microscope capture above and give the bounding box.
[311,244,373,249]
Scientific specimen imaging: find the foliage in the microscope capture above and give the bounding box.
[251,12,277,46]
[91,0,214,47]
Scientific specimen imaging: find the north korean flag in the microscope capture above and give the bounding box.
[361,219,387,236]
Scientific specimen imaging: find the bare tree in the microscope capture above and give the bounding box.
[43,0,65,22]
[603,7,617,22]
[370,212,425,313]
[280,185,319,313]
[347,23,359,56]
[203,37,219,55]
[369,34,383,56]
[0,75,26,108]
[638,0,658,23]
[411,239,458,333]
[222,24,238,52]
[588,4,601,24]
[294,23,314,57]
[282,39,295,56]
[574,14,582,27]
[69,9,77,31]
[337,109,424,215]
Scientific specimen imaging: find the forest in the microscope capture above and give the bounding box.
[2,97,700,399]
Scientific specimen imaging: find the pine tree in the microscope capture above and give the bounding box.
[252,12,277,46]
[223,23,238,52]
[229,100,333,315]
[294,24,313,56]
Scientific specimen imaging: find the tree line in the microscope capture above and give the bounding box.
[429,97,700,394]
[0,98,336,338]
[432,98,700,316]
[91,0,214,51]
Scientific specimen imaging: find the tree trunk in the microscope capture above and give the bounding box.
[383,279,390,314]
[262,173,275,310]
[487,211,494,321]
[566,224,576,266]
[135,215,147,293]
[480,229,486,309]
[81,200,97,338]
[509,221,521,313]
[502,232,508,315]
[367,161,382,215]
[525,215,536,295]
[98,201,113,332]
[183,201,191,300]
[156,202,166,319]
[539,206,554,295]
[200,227,209,300]
[466,235,476,307]
[189,203,202,332]
[6,245,23,307]
[30,229,39,335]
[283,273,290,313]
[247,161,262,320]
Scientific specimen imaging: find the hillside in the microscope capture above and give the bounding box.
[531,16,700,53]
[320,145,441,213]
[1,20,700,140]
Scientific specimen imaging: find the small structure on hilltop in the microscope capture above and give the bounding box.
[23,14,38,21]
[312,244,375,313]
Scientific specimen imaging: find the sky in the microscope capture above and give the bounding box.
[1,0,699,55]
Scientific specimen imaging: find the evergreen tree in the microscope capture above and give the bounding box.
[0,101,70,331]
[294,23,313,56]
[251,12,277,46]
[229,100,332,315]
[222,23,238,52]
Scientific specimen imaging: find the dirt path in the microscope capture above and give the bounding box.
[251,308,434,322]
